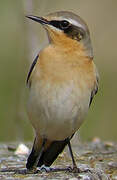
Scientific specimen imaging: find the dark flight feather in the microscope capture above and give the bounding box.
[89,75,99,107]
[26,54,39,87]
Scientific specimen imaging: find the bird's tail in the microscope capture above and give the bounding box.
[26,135,74,169]
[37,139,68,167]
[26,138,68,169]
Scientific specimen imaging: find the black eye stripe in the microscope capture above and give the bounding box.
[50,20,62,29]
[50,20,70,30]
[60,20,69,29]
[49,20,85,41]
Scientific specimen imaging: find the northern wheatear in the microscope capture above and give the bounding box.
[26,11,99,172]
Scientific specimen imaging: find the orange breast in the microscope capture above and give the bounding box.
[31,43,97,93]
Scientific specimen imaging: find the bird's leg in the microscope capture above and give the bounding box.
[67,138,80,173]
[26,138,47,172]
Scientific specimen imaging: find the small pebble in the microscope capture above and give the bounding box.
[15,144,29,155]
[104,141,114,147]
[108,162,117,168]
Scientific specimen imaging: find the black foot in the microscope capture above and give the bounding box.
[37,165,52,172]
[37,166,70,173]
[67,166,80,173]
[37,166,77,173]
[28,166,81,173]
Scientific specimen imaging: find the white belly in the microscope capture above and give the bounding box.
[27,80,91,141]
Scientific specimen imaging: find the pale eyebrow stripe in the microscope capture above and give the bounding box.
[67,18,83,28]
[55,17,83,29]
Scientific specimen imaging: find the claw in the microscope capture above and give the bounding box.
[72,166,80,173]
[37,165,52,172]
[66,166,80,173]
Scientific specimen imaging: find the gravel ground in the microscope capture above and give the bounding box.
[0,141,117,179]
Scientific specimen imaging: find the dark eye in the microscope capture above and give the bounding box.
[60,20,69,29]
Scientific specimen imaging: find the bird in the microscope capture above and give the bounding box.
[26,11,99,173]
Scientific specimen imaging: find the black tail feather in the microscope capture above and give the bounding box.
[38,139,68,167]
[26,138,46,170]
[26,134,75,169]
[26,140,38,169]
[38,134,74,167]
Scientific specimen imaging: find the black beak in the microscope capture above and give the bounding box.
[26,15,49,25]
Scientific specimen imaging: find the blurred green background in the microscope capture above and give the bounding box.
[0,0,117,142]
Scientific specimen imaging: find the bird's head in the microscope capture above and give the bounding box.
[26,11,93,58]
